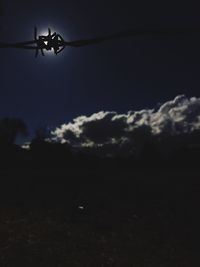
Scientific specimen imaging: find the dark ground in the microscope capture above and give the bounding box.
[0,169,199,266]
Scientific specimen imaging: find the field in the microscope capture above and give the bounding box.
[0,171,199,266]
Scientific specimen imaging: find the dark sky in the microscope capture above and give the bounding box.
[0,0,200,136]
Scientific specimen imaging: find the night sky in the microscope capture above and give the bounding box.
[0,0,200,137]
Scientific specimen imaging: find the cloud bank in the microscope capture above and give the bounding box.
[51,95,200,156]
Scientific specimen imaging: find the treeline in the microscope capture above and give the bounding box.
[0,117,200,173]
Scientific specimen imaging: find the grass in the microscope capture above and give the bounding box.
[0,171,199,266]
[0,201,197,267]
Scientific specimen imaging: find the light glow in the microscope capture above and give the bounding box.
[35,26,68,58]
[38,29,55,55]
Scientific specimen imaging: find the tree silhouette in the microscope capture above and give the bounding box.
[0,118,27,146]
[30,126,73,167]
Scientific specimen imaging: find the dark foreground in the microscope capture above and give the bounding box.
[0,171,199,266]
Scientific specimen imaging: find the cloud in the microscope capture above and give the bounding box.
[51,95,200,156]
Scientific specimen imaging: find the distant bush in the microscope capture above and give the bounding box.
[0,117,27,146]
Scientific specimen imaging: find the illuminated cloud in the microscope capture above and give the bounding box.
[51,95,200,156]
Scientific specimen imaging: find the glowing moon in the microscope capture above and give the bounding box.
[38,29,55,55]
[37,27,68,57]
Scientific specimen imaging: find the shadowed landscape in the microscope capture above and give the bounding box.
[0,114,199,266]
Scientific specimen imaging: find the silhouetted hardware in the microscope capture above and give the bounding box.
[0,27,200,57]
